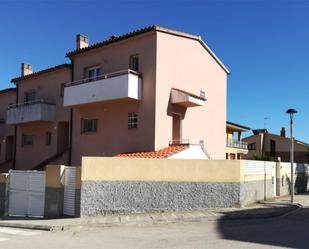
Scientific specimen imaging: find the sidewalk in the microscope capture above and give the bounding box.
[0,194,307,231]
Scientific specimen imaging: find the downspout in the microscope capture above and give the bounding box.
[68,57,74,166]
[12,83,19,170]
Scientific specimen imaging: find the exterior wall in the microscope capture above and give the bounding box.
[0,174,9,216]
[15,68,71,170]
[70,33,157,166]
[44,165,64,218]
[168,145,208,159]
[80,158,243,216]
[155,32,227,159]
[0,90,16,170]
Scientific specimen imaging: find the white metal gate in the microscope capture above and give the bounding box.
[9,171,46,217]
[63,167,76,216]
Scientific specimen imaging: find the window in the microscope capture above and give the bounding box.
[128,112,138,129]
[60,83,65,98]
[248,143,256,150]
[270,140,276,157]
[22,134,33,147]
[87,66,101,81]
[130,55,139,71]
[24,90,36,102]
[46,132,52,146]
[81,118,98,133]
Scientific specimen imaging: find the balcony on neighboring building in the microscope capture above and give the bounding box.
[226,139,248,150]
[63,69,142,107]
[6,100,56,125]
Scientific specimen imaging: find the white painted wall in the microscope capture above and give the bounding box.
[168,145,209,159]
[63,73,142,107]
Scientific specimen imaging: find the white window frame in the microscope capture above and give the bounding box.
[86,66,101,81]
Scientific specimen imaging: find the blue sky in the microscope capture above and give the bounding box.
[0,0,308,142]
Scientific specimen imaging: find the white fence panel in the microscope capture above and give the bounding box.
[9,171,45,217]
[243,160,274,175]
[63,167,76,216]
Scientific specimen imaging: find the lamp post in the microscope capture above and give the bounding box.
[286,108,297,203]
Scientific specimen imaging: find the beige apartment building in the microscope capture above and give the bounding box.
[0,25,229,170]
[225,121,250,160]
[0,88,16,172]
[243,128,309,163]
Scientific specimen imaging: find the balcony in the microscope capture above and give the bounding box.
[63,69,142,107]
[170,88,206,107]
[226,139,248,150]
[6,100,56,125]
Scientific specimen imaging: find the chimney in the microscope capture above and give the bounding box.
[280,127,286,138]
[76,34,89,50]
[21,63,33,76]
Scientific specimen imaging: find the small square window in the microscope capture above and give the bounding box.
[24,90,36,103]
[81,118,98,133]
[130,55,139,72]
[248,143,256,150]
[87,66,101,81]
[46,132,52,146]
[22,134,33,147]
[128,112,138,129]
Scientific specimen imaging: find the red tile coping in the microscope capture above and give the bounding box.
[115,145,189,159]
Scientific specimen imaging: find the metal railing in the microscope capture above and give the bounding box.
[226,139,248,149]
[64,69,141,88]
[7,99,55,110]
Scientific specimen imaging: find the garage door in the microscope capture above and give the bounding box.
[9,171,45,217]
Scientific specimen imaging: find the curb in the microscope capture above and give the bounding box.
[0,204,301,231]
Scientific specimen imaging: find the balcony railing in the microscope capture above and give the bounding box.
[6,99,56,125]
[226,139,248,150]
[63,69,142,107]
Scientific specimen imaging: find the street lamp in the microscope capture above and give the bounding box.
[286,108,297,203]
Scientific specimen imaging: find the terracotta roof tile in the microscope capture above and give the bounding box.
[116,145,189,159]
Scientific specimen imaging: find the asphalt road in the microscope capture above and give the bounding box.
[0,207,308,249]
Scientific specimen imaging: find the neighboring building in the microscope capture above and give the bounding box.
[0,88,16,172]
[243,128,309,163]
[116,144,209,159]
[226,121,250,160]
[64,26,229,165]
[8,63,71,170]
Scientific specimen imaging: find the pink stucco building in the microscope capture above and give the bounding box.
[64,26,229,165]
[0,26,229,170]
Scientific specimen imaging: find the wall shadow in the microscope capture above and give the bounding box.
[216,203,309,248]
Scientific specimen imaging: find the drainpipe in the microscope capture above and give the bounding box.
[68,58,74,166]
[12,83,19,170]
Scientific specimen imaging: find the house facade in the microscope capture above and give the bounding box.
[8,64,71,170]
[64,26,229,165]
[243,128,309,163]
[0,88,16,172]
[225,121,250,160]
[0,25,229,170]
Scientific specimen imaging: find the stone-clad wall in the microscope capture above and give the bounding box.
[81,181,241,216]
[78,158,308,216]
[80,158,245,216]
